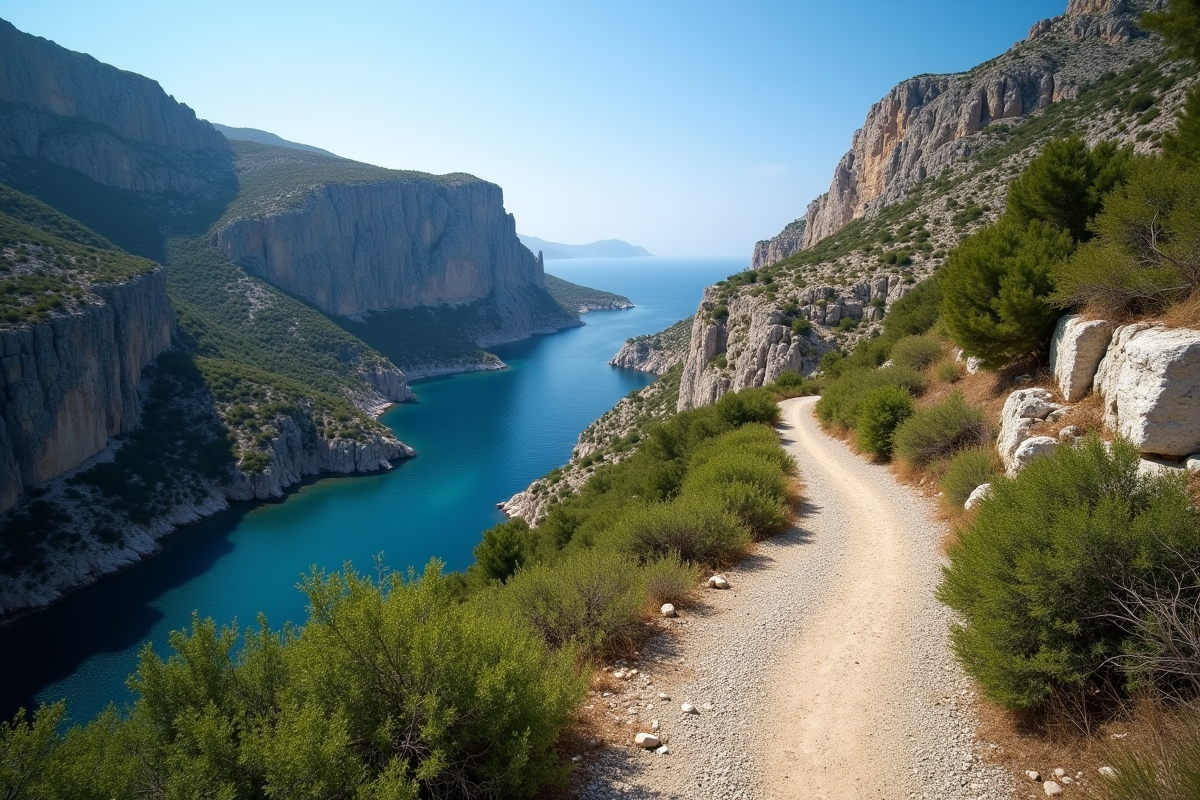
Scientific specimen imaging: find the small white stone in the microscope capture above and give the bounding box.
[1054,768,1066,778]
[1062,776,1072,785]
[1026,770,1042,782]
[661,603,677,617]
[658,692,669,700]
[571,755,582,763]
[634,732,661,749]
[613,670,626,679]
[651,719,659,731]
[707,574,730,589]
[681,703,697,714]
[1099,766,1118,779]
[656,744,670,755]
[1043,781,1063,797]
[701,702,714,712]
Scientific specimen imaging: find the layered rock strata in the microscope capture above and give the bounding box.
[0,269,173,513]
[752,218,806,269]
[610,317,694,375]
[0,19,231,194]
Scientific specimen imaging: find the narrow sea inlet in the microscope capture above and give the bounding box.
[0,257,738,725]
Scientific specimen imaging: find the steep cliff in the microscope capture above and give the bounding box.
[212,142,579,352]
[610,316,694,375]
[749,0,1164,263]
[0,18,231,195]
[687,0,1188,410]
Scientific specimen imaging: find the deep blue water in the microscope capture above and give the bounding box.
[0,256,740,725]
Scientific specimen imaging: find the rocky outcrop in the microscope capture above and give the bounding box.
[775,0,1155,251]
[997,388,1063,475]
[214,177,578,341]
[1050,314,1114,401]
[1095,324,1200,458]
[0,269,173,513]
[226,415,414,501]
[752,218,806,269]
[610,317,693,375]
[0,19,231,194]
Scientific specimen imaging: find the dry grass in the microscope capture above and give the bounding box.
[975,695,1198,800]
[1162,289,1200,330]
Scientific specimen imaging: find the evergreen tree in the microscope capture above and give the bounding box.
[1144,0,1200,166]
[941,219,1075,368]
[1005,136,1131,241]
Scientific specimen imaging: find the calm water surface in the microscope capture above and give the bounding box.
[0,256,740,724]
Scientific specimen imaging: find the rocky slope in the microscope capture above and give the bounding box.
[677,0,1187,411]
[751,218,805,269]
[0,19,231,195]
[609,316,694,375]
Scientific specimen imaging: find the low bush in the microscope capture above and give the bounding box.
[935,360,963,384]
[939,438,1200,711]
[504,548,645,654]
[889,335,943,372]
[640,552,702,607]
[772,370,823,398]
[893,391,987,466]
[940,447,998,509]
[606,495,751,566]
[1102,707,1200,800]
[856,385,915,460]
[816,365,924,430]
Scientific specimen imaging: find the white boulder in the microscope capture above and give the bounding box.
[1137,456,1185,479]
[660,603,677,618]
[1095,324,1200,457]
[707,574,729,589]
[1188,454,1200,473]
[964,483,993,511]
[1010,436,1060,476]
[634,732,661,749]
[1050,315,1114,402]
[1044,781,1063,797]
[999,389,1062,473]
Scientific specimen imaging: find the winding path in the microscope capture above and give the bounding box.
[581,397,1013,800]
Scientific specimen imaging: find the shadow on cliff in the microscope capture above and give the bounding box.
[0,503,249,723]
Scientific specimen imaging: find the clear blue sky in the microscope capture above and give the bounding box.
[1,0,1065,257]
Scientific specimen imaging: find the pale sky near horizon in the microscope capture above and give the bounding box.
[1,0,1066,258]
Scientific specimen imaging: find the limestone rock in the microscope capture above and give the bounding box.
[1137,456,1185,479]
[681,703,698,714]
[998,389,1062,473]
[1188,455,1200,473]
[1095,325,1200,457]
[1011,436,1060,475]
[707,574,730,589]
[655,744,670,755]
[752,218,806,269]
[1058,425,1081,443]
[661,603,677,618]
[0,270,173,513]
[634,733,661,749]
[1050,315,1114,402]
[1026,770,1043,782]
[1043,781,1064,797]
[0,19,231,194]
[965,483,993,511]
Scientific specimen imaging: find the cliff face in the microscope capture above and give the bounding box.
[759,0,1162,255]
[0,269,173,512]
[214,177,577,340]
[752,218,806,269]
[0,18,231,194]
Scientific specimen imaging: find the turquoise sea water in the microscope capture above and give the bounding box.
[0,256,740,725]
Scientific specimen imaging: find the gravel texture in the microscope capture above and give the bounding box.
[576,397,1016,800]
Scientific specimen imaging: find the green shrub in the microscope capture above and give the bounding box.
[936,360,963,383]
[941,219,1074,369]
[890,335,943,372]
[856,385,915,460]
[1052,159,1200,316]
[892,391,987,466]
[470,518,538,584]
[940,447,998,508]
[816,365,924,430]
[640,552,702,607]
[772,370,823,397]
[791,317,811,336]
[939,438,1200,710]
[714,387,780,427]
[836,316,857,332]
[606,495,751,566]
[504,548,645,654]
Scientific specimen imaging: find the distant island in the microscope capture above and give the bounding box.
[211,123,343,159]
[518,234,652,259]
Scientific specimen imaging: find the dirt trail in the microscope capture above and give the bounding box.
[581,397,1012,800]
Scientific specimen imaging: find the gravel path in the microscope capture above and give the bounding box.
[578,397,1015,800]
